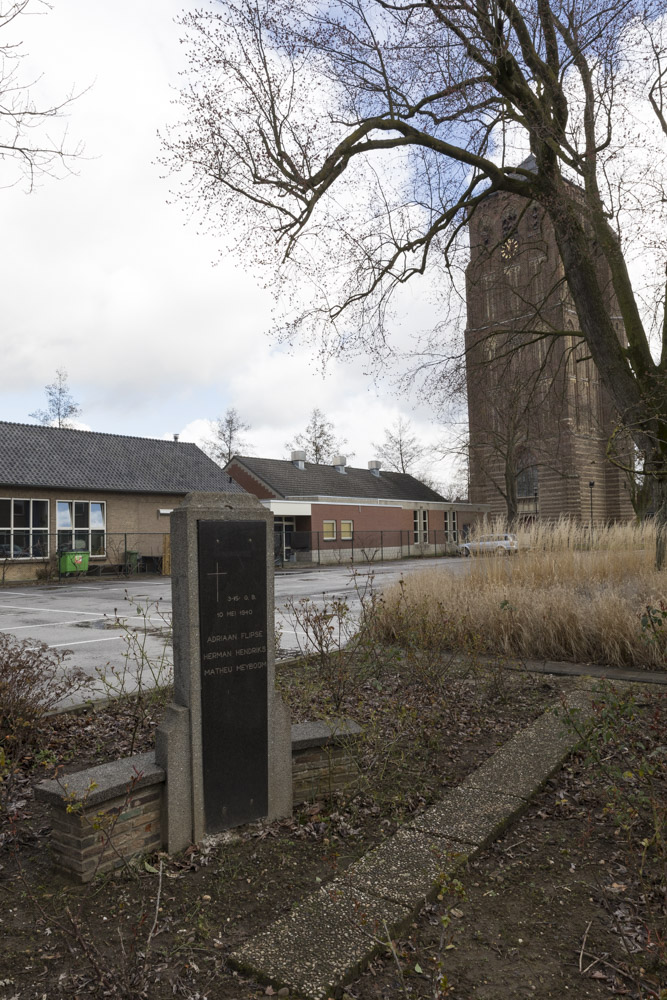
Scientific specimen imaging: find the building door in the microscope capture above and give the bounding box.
[274,516,296,563]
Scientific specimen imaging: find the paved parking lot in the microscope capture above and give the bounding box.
[0,557,468,707]
[0,579,172,706]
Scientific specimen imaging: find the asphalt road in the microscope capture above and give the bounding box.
[0,556,469,707]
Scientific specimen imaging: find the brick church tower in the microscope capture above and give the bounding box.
[464,159,633,524]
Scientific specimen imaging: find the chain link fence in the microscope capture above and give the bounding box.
[1,527,464,583]
[274,529,461,566]
[0,532,171,584]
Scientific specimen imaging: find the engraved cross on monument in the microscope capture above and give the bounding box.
[206,561,227,602]
[156,493,292,851]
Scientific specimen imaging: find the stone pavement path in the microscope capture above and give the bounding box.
[230,685,602,999]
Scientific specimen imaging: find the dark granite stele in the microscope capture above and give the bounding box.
[197,518,269,831]
[156,493,293,853]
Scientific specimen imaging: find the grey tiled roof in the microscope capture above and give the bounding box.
[229,456,447,503]
[0,422,245,494]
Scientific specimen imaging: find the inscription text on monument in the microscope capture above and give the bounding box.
[197,520,268,831]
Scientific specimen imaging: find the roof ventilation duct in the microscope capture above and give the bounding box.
[291,450,307,470]
[332,455,347,474]
[368,460,382,477]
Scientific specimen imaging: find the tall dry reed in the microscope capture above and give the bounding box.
[380,520,666,668]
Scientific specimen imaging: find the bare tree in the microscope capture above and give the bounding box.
[30,367,81,428]
[164,0,667,565]
[469,388,542,524]
[466,306,580,522]
[372,416,425,474]
[205,407,251,465]
[0,1,82,190]
[286,408,351,464]
[438,450,470,502]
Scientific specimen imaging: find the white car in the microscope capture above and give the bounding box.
[458,533,518,556]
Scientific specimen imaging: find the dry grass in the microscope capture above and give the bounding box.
[380,519,667,668]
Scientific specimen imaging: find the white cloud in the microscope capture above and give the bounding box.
[0,0,451,472]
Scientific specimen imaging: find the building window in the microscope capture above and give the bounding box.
[451,511,458,543]
[322,520,336,541]
[501,210,518,238]
[413,509,428,543]
[0,498,49,559]
[340,520,353,540]
[529,203,541,234]
[57,501,106,555]
[516,456,538,498]
[444,510,449,540]
[482,275,496,323]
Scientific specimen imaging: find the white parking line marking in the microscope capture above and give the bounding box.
[0,591,42,598]
[0,617,106,631]
[0,603,105,615]
[28,636,125,650]
[61,585,166,594]
[0,613,158,633]
[56,637,126,647]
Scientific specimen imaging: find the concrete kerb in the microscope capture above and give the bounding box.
[229,685,601,1000]
[493,656,667,687]
[231,881,410,1000]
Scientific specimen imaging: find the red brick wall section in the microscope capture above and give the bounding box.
[226,463,276,500]
[309,504,478,539]
[310,503,413,535]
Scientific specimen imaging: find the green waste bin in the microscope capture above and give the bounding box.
[124,550,139,574]
[59,551,90,575]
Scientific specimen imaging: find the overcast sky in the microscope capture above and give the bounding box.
[1,0,456,480]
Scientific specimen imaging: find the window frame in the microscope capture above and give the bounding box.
[56,500,107,557]
[340,519,353,541]
[413,509,428,544]
[516,458,539,499]
[322,520,337,541]
[0,498,50,560]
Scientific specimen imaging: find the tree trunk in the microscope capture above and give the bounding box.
[551,203,667,568]
[651,478,667,571]
[505,464,519,528]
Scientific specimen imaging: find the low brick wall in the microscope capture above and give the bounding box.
[35,752,164,882]
[291,719,362,805]
[35,720,363,882]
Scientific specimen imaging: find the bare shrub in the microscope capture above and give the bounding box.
[0,633,88,810]
[282,571,404,709]
[95,595,173,752]
[283,594,358,711]
[35,554,58,582]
